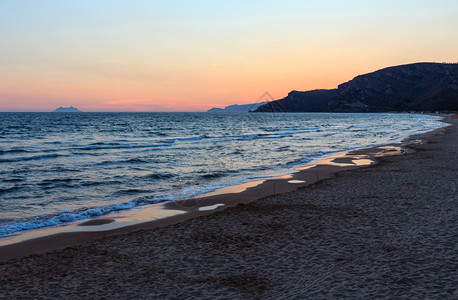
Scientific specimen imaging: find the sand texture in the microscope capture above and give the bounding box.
[0,118,457,299]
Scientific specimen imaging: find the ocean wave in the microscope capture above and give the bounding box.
[38,178,80,188]
[40,178,76,183]
[0,149,30,155]
[144,173,176,179]
[78,143,169,150]
[0,186,22,194]
[79,180,123,187]
[158,136,203,144]
[347,125,373,129]
[2,178,24,183]
[259,135,288,139]
[0,153,59,163]
[231,130,313,141]
[277,128,319,135]
[96,157,152,166]
[236,134,258,141]
[0,197,167,237]
[114,189,152,195]
[200,172,228,179]
[233,132,290,141]
[276,146,290,152]
[177,136,202,141]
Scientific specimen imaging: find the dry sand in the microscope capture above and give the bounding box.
[0,117,456,299]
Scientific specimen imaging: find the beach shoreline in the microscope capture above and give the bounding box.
[0,115,452,260]
[0,115,456,298]
[0,113,444,245]
[0,116,448,261]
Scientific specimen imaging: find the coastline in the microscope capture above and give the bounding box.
[0,113,444,243]
[0,115,456,298]
[0,115,450,261]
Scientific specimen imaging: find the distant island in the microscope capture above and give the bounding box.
[208,102,268,112]
[53,106,82,112]
[254,62,458,113]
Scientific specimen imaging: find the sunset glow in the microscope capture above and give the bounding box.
[1,0,457,112]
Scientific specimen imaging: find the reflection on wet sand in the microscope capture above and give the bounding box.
[288,180,306,184]
[352,158,373,166]
[199,204,225,211]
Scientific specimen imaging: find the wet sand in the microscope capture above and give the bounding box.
[0,116,456,299]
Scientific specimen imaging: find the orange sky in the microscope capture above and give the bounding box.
[0,0,457,111]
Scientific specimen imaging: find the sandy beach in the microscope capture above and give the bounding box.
[0,116,456,299]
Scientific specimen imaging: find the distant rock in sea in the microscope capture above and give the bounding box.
[208,102,268,112]
[53,106,82,112]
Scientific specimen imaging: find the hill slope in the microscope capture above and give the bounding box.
[254,63,458,112]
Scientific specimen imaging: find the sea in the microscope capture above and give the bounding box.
[0,112,445,238]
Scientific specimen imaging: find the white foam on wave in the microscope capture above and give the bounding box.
[288,180,305,184]
[0,197,165,237]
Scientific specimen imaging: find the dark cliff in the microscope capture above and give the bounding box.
[254,89,336,112]
[254,63,458,112]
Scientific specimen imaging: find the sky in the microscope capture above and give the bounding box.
[0,0,457,112]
